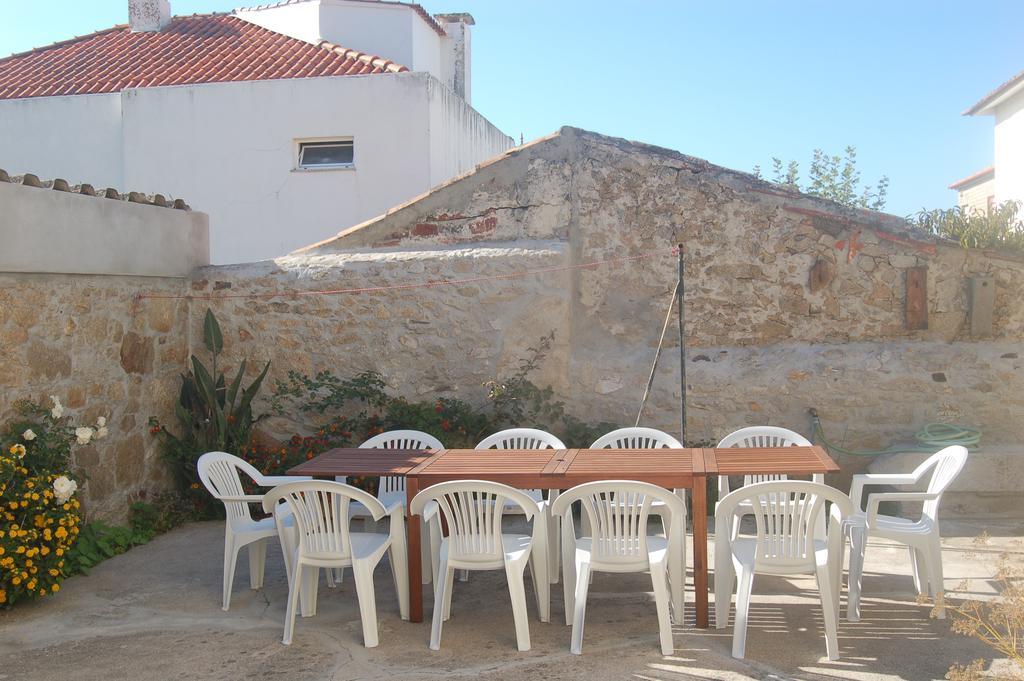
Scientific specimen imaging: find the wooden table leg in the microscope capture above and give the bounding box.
[692,474,709,628]
[406,476,423,623]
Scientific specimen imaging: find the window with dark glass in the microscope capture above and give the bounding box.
[297,140,354,168]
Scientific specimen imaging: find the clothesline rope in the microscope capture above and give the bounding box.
[136,247,679,302]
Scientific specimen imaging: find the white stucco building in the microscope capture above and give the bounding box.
[0,0,513,263]
[952,68,1024,211]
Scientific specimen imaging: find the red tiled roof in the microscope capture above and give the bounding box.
[0,14,407,101]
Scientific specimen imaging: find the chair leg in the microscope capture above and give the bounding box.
[221,533,239,611]
[282,563,303,645]
[420,517,433,585]
[428,520,442,585]
[327,568,339,588]
[665,514,684,624]
[352,560,380,648]
[248,539,267,590]
[390,543,410,621]
[714,536,734,629]
[650,558,674,656]
[847,527,866,622]
[909,547,925,595]
[300,567,320,618]
[816,563,841,661]
[442,565,456,621]
[458,569,469,582]
[925,538,945,619]
[731,564,755,659]
[529,541,550,623]
[506,560,532,652]
[570,560,592,655]
[549,510,561,584]
[429,557,450,651]
[562,519,577,626]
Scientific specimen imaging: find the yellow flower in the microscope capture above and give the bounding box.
[15,546,25,554]
[40,546,49,556]
[55,548,64,557]
[54,526,68,540]
[0,589,6,603]
[8,443,26,458]
[26,580,36,590]
[51,583,59,592]
[49,569,58,577]
[0,546,4,555]
[11,577,20,586]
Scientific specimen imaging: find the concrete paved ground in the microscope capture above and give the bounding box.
[1,517,1020,681]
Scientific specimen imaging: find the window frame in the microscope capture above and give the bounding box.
[294,137,355,171]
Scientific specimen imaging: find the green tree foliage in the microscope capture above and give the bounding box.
[754,146,889,211]
[909,200,1024,255]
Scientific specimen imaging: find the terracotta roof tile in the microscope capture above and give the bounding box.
[0,14,407,101]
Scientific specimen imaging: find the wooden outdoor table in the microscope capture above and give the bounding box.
[286,445,839,632]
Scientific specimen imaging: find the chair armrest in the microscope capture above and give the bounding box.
[420,500,439,522]
[865,491,940,528]
[255,474,311,486]
[219,495,265,503]
[849,473,920,507]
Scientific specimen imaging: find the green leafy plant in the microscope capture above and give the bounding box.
[150,308,270,514]
[910,201,1024,255]
[754,145,889,211]
[264,333,615,479]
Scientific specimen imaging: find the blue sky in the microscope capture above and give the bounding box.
[1,1,1021,215]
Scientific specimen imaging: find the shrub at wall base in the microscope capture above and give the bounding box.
[0,398,98,607]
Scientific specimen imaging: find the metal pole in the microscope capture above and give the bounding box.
[677,244,686,444]
[635,282,677,427]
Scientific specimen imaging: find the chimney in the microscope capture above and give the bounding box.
[129,0,171,32]
[435,13,474,103]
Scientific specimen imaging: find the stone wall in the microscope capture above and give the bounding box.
[8,127,1024,521]
[280,128,1024,490]
[0,273,189,521]
[1,177,205,522]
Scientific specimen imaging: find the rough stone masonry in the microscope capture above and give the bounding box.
[5,127,1023,520]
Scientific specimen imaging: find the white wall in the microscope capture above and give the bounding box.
[0,181,208,276]
[428,77,514,187]
[0,92,123,188]
[0,74,511,264]
[994,93,1024,205]
[121,73,434,263]
[233,1,322,45]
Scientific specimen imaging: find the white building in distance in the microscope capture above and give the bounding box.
[0,0,513,263]
[952,68,1024,212]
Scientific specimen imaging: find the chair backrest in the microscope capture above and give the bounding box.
[590,427,683,450]
[359,430,444,498]
[475,428,566,450]
[551,481,685,564]
[410,480,539,562]
[716,426,813,493]
[716,480,852,570]
[915,445,969,520]
[263,480,386,561]
[197,451,261,525]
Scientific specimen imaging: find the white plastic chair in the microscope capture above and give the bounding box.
[474,428,565,583]
[197,451,311,611]
[551,481,686,655]
[716,426,817,539]
[843,445,968,621]
[341,430,442,586]
[263,480,409,647]
[715,480,852,660]
[410,480,550,651]
[589,427,687,619]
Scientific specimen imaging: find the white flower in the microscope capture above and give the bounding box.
[95,426,109,440]
[22,429,36,441]
[50,395,64,419]
[96,416,106,428]
[53,476,78,504]
[75,427,94,445]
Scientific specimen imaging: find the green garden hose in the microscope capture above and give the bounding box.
[809,410,981,457]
